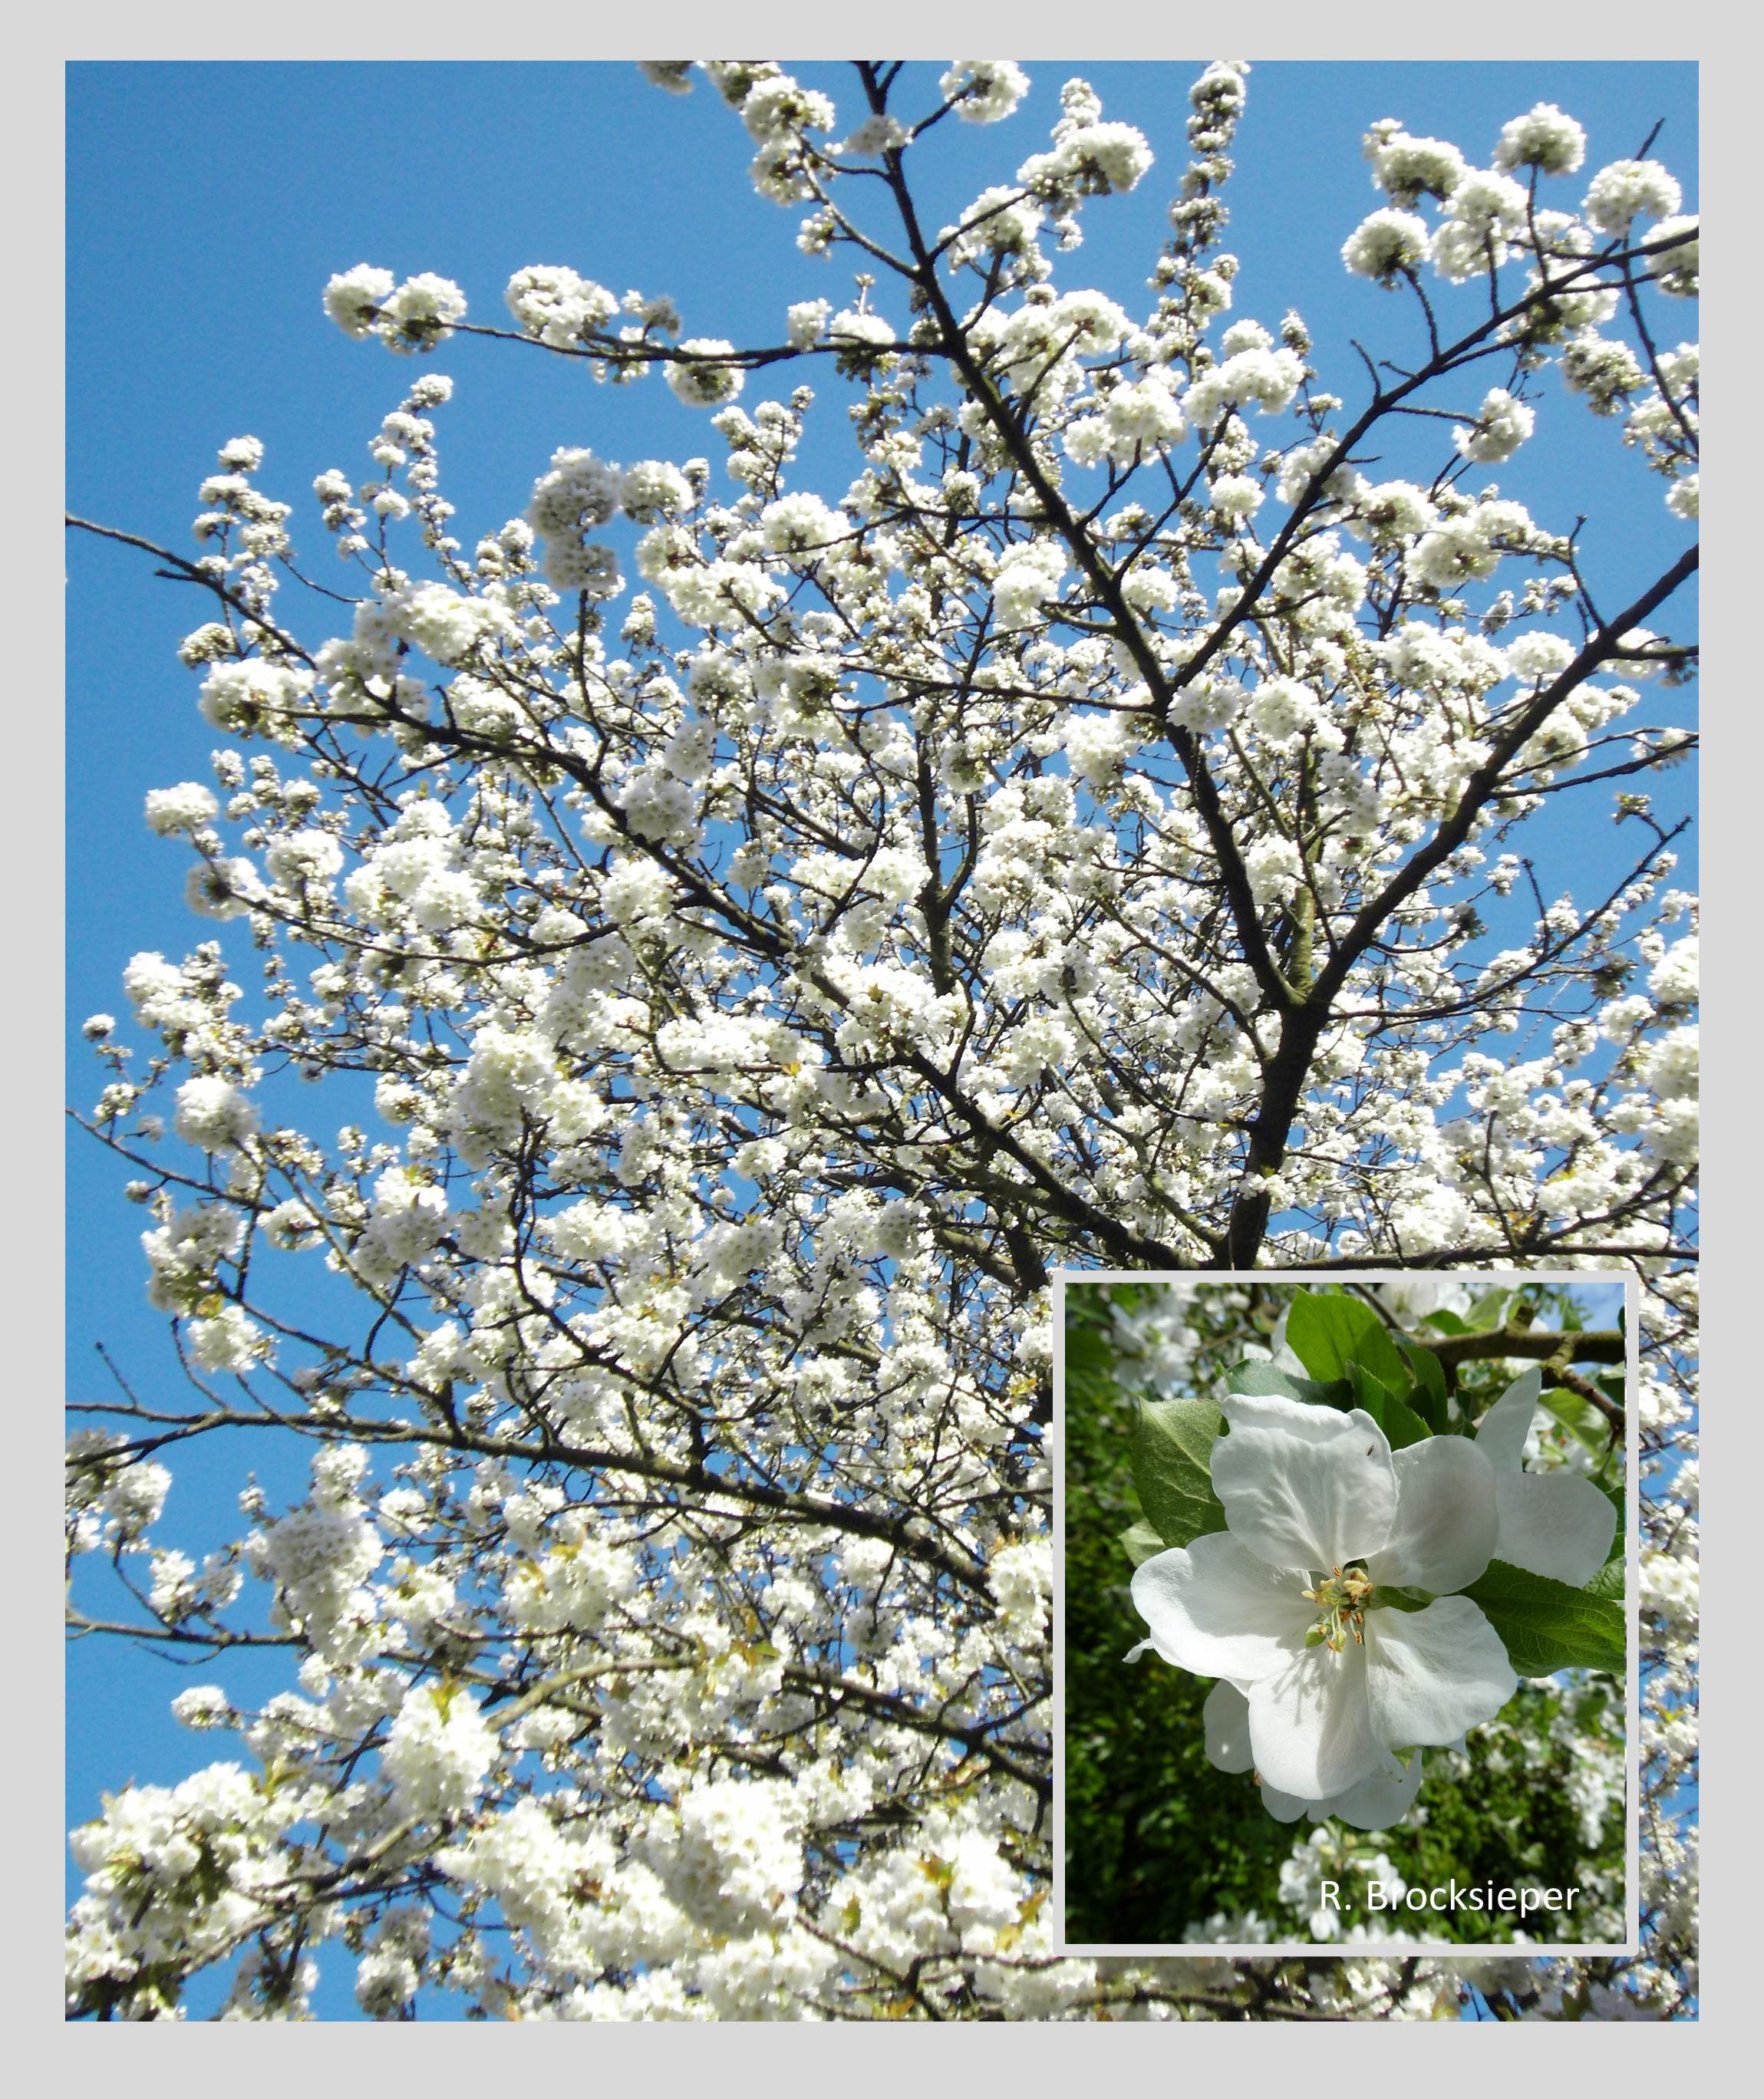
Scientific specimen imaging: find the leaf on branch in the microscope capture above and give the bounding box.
[1401,1339,1449,1433]
[1119,1518,1168,1568]
[1348,1361,1430,1451]
[1463,1287,1515,1334]
[1369,1584,1434,1613]
[1462,1558,1626,1677]
[1225,1357,1353,1412]
[1129,1395,1228,1551]
[1284,1290,1409,1391]
[1599,1478,1625,1535]
[1540,1386,1613,1461]
[1421,1309,1471,1336]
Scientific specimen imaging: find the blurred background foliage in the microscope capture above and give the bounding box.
[1060,1278,1627,1949]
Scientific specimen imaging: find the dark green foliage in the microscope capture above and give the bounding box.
[1461,1561,1626,1677]
[1129,1397,1227,1550]
[1285,1291,1408,1388]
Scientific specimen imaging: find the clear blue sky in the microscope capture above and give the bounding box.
[65,59,1696,2015]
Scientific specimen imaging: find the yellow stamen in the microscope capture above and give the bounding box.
[1307,1564,1373,1656]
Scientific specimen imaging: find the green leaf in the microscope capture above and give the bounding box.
[1283,1291,1360,1380]
[1462,1559,1626,1678]
[1129,1396,1228,1551]
[1400,1341,1449,1434]
[1225,1358,1353,1412]
[1284,1291,1409,1390]
[1421,1308,1470,1336]
[1584,1557,1625,1601]
[1464,1287,1515,1333]
[1348,1362,1431,1450]
[1369,1584,1435,1613]
[1382,1386,1431,1451]
[1540,1386,1613,1461]
[1119,1519,1168,1569]
[1351,1324,1412,1396]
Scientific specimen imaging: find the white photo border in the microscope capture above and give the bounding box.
[1050,1266,1641,1960]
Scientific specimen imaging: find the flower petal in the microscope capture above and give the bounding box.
[1494,1471,1618,1588]
[1258,1780,1312,1824]
[1129,1533,1313,1679]
[1202,1679,1255,1774]
[1314,1749,1426,1830]
[1363,1596,1517,1749]
[1475,1366,1542,1472]
[1247,1642,1383,1797]
[1366,1435,1499,1595]
[1213,1392,1396,1571]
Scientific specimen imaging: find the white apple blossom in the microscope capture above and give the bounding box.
[1129,1394,1515,1797]
[1202,1678,1429,1829]
[1474,1369,1618,1586]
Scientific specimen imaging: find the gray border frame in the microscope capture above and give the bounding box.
[1051,1267,1640,1959]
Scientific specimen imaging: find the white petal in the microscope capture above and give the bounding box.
[1494,1471,1618,1588]
[1363,1596,1517,1749]
[1317,1750,1426,1830]
[1366,1435,1499,1595]
[1247,1642,1383,1797]
[1129,1533,1313,1679]
[1213,1392,1396,1571]
[1258,1780,1312,1824]
[1202,1679,1255,1774]
[1475,1366,1542,1472]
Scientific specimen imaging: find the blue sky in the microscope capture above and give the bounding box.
[65,58,1696,2015]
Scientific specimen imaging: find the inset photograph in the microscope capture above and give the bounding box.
[1055,1274,1634,1954]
